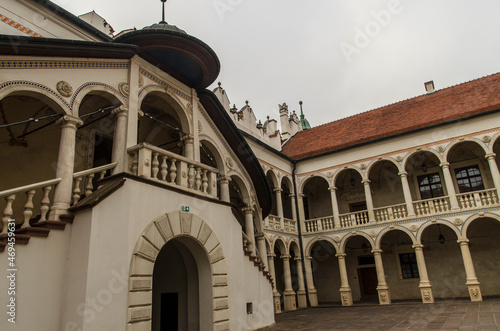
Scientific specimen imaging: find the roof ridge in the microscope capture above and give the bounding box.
[309,71,500,131]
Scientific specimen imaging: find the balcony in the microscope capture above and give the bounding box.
[265,214,298,234]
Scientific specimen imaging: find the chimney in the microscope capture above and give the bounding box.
[424,81,435,94]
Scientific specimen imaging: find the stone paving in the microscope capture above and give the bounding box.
[264,298,500,330]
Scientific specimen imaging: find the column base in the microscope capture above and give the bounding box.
[48,203,70,222]
[419,285,434,304]
[467,283,483,302]
[377,287,391,305]
[283,291,297,311]
[273,292,282,314]
[339,288,353,306]
[297,290,307,308]
[308,289,318,307]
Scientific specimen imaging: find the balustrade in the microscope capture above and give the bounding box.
[72,163,117,205]
[1,178,62,234]
[374,203,407,222]
[457,189,499,210]
[413,196,451,216]
[128,143,218,198]
[303,216,334,233]
[339,211,369,228]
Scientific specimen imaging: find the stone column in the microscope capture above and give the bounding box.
[329,186,341,228]
[294,257,307,308]
[267,253,281,313]
[219,176,230,203]
[440,162,460,211]
[255,232,268,270]
[297,193,307,231]
[111,106,128,174]
[243,207,256,256]
[289,193,297,225]
[485,153,500,195]
[49,115,83,221]
[362,179,375,222]
[304,256,318,306]
[458,239,483,302]
[281,254,297,311]
[182,134,194,160]
[399,171,416,217]
[336,253,353,306]
[275,187,284,229]
[412,244,434,303]
[372,249,391,305]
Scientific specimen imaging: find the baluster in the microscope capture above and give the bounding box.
[85,174,95,196]
[187,165,195,189]
[151,152,159,179]
[99,170,106,180]
[2,195,15,234]
[160,156,168,181]
[73,177,82,205]
[39,186,52,222]
[201,170,208,193]
[195,167,202,191]
[131,152,138,175]
[21,190,36,228]
[169,159,177,183]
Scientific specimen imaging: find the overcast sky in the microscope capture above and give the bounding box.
[56,0,500,128]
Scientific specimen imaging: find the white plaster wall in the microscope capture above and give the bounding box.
[0,226,72,331]
[60,178,273,330]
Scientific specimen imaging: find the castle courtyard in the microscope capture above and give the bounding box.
[265,298,500,330]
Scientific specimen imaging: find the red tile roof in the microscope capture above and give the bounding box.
[282,73,500,159]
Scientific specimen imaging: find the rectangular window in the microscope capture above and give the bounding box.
[399,253,419,279]
[417,173,444,200]
[454,165,485,193]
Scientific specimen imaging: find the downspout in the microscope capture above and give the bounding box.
[292,161,311,306]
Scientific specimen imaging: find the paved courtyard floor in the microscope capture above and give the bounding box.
[264,298,500,330]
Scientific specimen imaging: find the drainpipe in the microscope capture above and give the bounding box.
[292,162,311,306]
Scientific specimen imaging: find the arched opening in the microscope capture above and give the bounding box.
[368,161,405,219]
[448,142,490,195]
[302,176,332,220]
[405,151,443,202]
[152,236,213,331]
[139,92,189,156]
[273,239,287,310]
[199,139,223,199]
[309,240,339,304]
[265,171,278,217]
[467,217,500,296]
[493,138,500,170]
[379,230,420,301]
[229,175,250,227]
[281,177,294,221]
[0,93,63,190]
[344,236,375,302]
[334,169,366,225]
[420,223,467,298]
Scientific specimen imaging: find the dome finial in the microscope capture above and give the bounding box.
[160,0,168,24]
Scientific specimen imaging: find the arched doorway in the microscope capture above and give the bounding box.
[309,240,340,304]
[127,212,228,331]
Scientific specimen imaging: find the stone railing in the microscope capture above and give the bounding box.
[413,196,451,216]
[1,178,61,234]
[264,215,298,234]
[339,211,369,228]
[265,214,281,230]
[128,143,219,198]
[304,216,335,233]
[457,189,499,210]
[72,162,117,205]
[374,203,407,222]
[284,217,297,233]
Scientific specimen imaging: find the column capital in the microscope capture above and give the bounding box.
[273,187,283,193]
[267,253,276,258]
[485,153,496,160]
[328,186,338,192]
[398,171,408,177]
[242,206,254,214]
[288,193,296,198]
[361,179,371,185]
[457,239,470,245]
[281,254,291,260]
[371,248,383,254]
[440,162,450,168]
[298,193,306,198]
[112,105,128,117]
[412,243,424,250]
[57,115,83,127]
[180,133,194,142]
[294,257,303,262]
[336,252,347,258]
[305,256,313,261]
[255,232,266,239]
[218,175,231,184]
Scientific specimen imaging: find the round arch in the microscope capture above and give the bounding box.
[340,232,375,253]
[443,139,489,161]
[332,167,364,186]
[375,226,417,248]
[416,220,462,243]
[127,211,229,331]
[71,83,125,113]
[463,212,500,236]
[0,84,70,115]
[305,237,339,257]
[199,136,226,174]
[489,131,500,154]
[299,173,331,193]
[366,157,402,176]
[403,148,443,171]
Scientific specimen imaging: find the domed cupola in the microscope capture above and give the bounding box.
[114,0,220,89]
